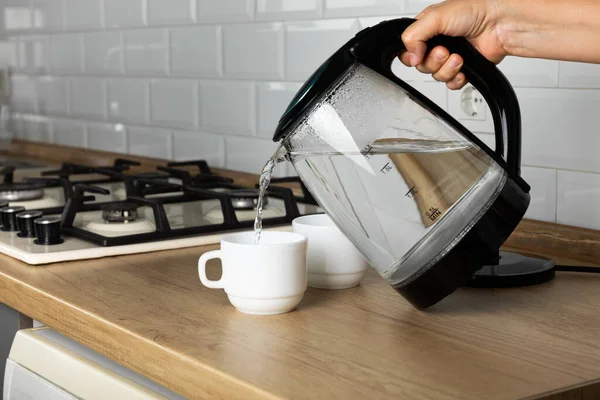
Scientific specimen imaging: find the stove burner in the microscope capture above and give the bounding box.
[228,189,267,210]
[101,202,139,223]
[0,182,45,201]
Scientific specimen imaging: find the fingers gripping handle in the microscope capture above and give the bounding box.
[198,250,224,289]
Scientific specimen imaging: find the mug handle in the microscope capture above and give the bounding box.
[198,250,224,289]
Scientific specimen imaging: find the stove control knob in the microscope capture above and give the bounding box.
[16,210,43,238]
[34,216,64,245]
[0,206,26,232]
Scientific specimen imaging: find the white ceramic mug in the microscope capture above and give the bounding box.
[198,231,308,315]
[292,214,369,289]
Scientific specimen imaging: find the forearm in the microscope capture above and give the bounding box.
[498,0,600,62]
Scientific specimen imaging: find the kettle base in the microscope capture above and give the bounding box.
[463,251,556,288]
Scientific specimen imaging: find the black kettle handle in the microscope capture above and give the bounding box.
[351,18,526,187]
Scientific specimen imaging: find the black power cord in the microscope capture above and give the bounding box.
[555,265,600,273]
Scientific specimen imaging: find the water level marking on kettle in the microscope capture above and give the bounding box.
[405,186,418,199]
[426,207,442,222]
[360,143,374,159]
[380,162,392,174]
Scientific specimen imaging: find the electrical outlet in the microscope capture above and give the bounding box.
[447,83,494,133]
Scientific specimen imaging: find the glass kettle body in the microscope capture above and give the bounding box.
[273,18,531,309]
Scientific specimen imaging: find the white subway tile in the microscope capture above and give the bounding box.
[87,122,127,152]
[150,79,198,129]
[0,41,18,70]
[147,0,195,25]
[84,31,123,74]
[410,81,447,110]
[391,57,433,82]
[405,0,440,13]
[516,88,600,173]
[520,166,556,223]
[64,0,102,29]
[104,0,145,27]
[256,0,323,21]
[37,76,68,115]
[11,75,38,113]
[70,77,105,119]
[124,29,167,75]
[559,61,600,89]
[10,113,24,139]
[557,170,600,230]
[498,57,558,87]
[17,36,48,72]
[325,0,405,17]
[107,79,148,123]
[32,0,64,31]
[358,16,399,29]
[128,126,172,158]
[225,136,287,176]
[285,19,360,81]
[170,25,221,78]
[49,34,82,72]
[197,0,253,23]
[172,130,224,167]
[200,81,254,136]
[52,119,87,148]
[223,22,283,80]
[3,4,33,31]
[257,82,300,138]
[20,114,52,143]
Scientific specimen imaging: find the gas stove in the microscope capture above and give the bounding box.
[0,158,322,265]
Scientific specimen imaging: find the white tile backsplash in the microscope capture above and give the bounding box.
[196,0,254,23]
[49,34,82,72]
[124,29,167,75]
[37,76,68,115]
[498,57,558,87]
[87,122,127,152]
[325,0,406,17]
[147,0,196,25]
[11,75,37,113]
[256,81,300,138]
[20,114,52,142]
[557,170,600,230]
[170,26,221,78]
[64,0,102,30]
[223,22,283,80]
[107,78,148,123]
[128,126,172,158]
[52,119,87,147]
[285,19,360,81]
[84,31,123,74]
[172,130,225,167]
[559,61,600,89]
[104,0,145,28]
[520,166,557,223]
[200,80,254,136]
[150,79,198,129]
[32,0,64,31]
[69,77,105,119]
[256,0,323,21]
[517,88,600,173]
[7,3,600,231]
[225,136,287,176]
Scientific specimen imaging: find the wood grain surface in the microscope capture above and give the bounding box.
[2,140,600,399]
[0,245,599,399]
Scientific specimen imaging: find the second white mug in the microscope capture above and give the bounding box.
[293,214,369,289]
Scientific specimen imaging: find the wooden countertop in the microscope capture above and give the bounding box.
[2,141,600,399]
[1,244,600,399]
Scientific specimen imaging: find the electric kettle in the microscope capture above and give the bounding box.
[272,18,532,310]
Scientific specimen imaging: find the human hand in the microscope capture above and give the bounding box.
[399,0,509,90]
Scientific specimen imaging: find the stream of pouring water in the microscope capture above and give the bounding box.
[254,143,287,244]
